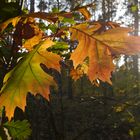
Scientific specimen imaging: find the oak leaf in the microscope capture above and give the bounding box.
[0,39,61,118]
[70,23,140,84]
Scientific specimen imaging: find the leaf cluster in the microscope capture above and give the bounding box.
[0,2,139,120]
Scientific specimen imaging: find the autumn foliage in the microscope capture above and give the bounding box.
[0,6,140,118]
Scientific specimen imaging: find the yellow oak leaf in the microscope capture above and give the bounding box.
[70,23,140,84]
[0,39,61,118]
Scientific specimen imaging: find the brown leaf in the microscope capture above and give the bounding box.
[13,17,43,50]
[27,12,59,23]
[74,3,96,20]
[77,7,91,20]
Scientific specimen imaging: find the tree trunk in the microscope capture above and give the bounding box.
[133,0,139,94]
[66,60,73,99]
[30,0,34,13]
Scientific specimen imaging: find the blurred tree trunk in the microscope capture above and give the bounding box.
[106,0,111,21]
[65,0,75,99]
[102,0,113,21]
[30,0,34,13]
[133,0,139,94]
[102,0,106,20]
[100,0,114,117]
[70,0,75,10]
[25,93,60,140]
[66,60,73,99]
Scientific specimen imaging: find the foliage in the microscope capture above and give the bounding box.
[3,120,31,140]
[0,0,139,135]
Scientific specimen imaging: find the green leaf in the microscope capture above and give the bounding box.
[4,120,31,140]
[47,41,69,56]
[48,41,68,51]
[48,24,58,33]
[131,5,138,12]
[52,7,59,13]
[61,17,75,24]
[38,20,47,31]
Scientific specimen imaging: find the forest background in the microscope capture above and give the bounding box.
[0,0,140,140]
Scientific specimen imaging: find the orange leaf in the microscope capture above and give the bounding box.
[94,27,140,55]
[70,23,140,84]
